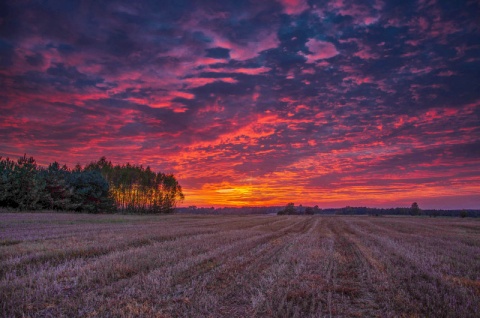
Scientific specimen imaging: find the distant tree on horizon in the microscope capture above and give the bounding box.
[305,206,314,215]
[278,202,297,215]
[410,202,421,216]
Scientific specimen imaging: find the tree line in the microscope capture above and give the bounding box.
[277,203,320,215]
[276,202,478,217]
[0,155,183,214]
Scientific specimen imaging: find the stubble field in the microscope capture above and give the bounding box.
[1,213,479,317]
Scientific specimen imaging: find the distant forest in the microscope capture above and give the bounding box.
[179,203,479,218]
[0,155,183,214]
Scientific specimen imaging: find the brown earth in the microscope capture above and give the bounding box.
[1,213,479,317]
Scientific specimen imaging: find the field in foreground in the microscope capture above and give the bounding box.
[1,213,479,317]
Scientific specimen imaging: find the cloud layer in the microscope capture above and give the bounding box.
[1,0,479,208]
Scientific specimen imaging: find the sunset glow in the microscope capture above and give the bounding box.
[1,1,479,208]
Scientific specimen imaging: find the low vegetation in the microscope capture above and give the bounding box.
[1,213,479,317]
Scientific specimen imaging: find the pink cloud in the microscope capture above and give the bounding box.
[326,1,380,26]
[205,66,271,75]
[278,0,309,15]
[180,8,280,61]
[343,76,374,85]
[363,16,379,25]
[301,68,315,75]
[354,49,379,59]
[303,39,339,63]
[183,77,238,89]
[438,70,455,77]
[345,38,381,60]
[197,100,225,115]
[417,17,430,32]
[213,31,279,61]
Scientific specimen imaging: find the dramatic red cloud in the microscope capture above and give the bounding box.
[1,0,479,209]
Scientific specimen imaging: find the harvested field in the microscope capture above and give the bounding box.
[1,213,479,317]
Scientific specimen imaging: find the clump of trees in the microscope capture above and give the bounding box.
[277,203,320,215]
[0,155,183,214]
[85,157,184,214]
[410,202,421,216]
[277,203,296,215]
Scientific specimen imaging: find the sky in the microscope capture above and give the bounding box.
[1,0,479,209]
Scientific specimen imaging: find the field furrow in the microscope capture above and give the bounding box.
[1,213,479,318]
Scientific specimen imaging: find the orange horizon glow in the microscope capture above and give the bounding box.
[178,172,480,209]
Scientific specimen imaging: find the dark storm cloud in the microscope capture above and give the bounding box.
[205,47,231,59]
[25,52,45,66]
[1,0,479,207]
[46,63,104,88]
[0,39,14,67]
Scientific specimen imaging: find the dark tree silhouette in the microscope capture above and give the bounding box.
[278,202,297,215]
[85,157,184,213]
[0,155,183,214]
[410,202,421,215]
[39,162,70,210]
[305,207,314,215]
